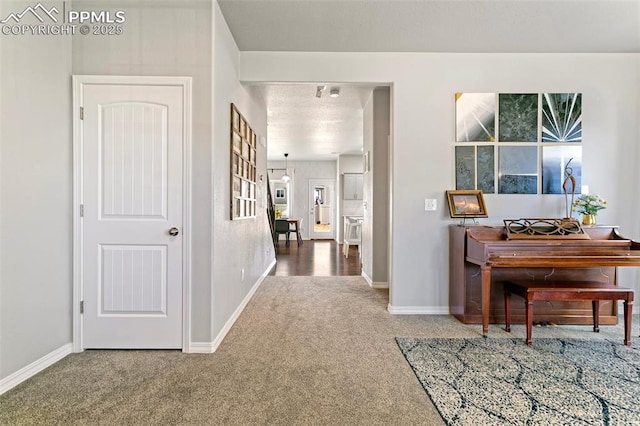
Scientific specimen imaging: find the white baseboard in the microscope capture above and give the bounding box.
[188,342,216,353]
[371,282,389,289]
[361,271,389,289]
[387,304,449,315]
[0,343,72,395]
[188,259,276,354]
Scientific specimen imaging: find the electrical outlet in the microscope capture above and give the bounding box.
[425,199,437,211]
[241,269,245,281]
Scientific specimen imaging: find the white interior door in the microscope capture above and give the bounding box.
[79,79,186,348]
[309,179,335,239]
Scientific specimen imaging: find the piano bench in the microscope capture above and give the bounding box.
[503,280,634,347]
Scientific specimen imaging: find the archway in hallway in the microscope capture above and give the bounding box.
[255,83,391,282]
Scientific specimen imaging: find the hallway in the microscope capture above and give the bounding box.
[270,240,362,276]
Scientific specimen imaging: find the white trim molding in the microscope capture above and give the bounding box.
[188,259,276,354]
[0,344,72,395]
[188,342,216,354]
[387,304,449,315]
[361,271,389,289]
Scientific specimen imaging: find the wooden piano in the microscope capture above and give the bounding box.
[449,223,640,336]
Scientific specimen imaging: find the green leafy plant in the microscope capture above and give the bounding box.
[572,194,607,215]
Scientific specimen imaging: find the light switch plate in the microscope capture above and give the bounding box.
[425,199,437,211]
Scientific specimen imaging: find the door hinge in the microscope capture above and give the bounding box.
[80,300,84,314]
[80,107,84,120]
[80,204,84,217]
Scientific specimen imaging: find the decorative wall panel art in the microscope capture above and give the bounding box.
[498,146,538,194]
[455,93,495,142]
[454,92,582,195]
[498,94,538,142]
[541,145,582,194]
[542,93,582,142]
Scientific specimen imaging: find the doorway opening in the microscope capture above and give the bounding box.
[309,179,335,240]
[313,184,330,234]
[254,82,390,282]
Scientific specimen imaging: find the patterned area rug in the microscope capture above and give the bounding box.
[396,337,640,425]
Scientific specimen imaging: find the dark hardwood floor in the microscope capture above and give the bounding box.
[269,239,362,276]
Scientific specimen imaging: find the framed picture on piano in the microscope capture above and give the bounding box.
[446,190,488,218]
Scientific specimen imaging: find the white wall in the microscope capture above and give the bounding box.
[72,0,275,347]
[211,2,273,341]
[372,88,390,285]
[1,1,275,385]
[338,155,363,174]
[239,52,640,311]
[0,1,73,379]
[72,0,214,342]
[361,87,390,286]
[362,97,374,276]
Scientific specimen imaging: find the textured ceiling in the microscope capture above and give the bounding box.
[251,84,376,161]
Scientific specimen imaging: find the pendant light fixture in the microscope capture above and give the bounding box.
[281,153,291,183]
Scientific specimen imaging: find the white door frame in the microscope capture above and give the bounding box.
[72,75,193,352]
[308,178,336,239]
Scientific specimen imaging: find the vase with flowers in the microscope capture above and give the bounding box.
[572,194,607,226]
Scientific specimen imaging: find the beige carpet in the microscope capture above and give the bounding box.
[1,276,636,425]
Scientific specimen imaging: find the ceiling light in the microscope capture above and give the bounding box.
[281,153,291,183]
[316,85,326,98]
[329,88,340,98]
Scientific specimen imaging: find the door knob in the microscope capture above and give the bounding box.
[168,227,180,236]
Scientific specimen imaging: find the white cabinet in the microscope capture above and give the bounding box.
[343,173,363,200]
